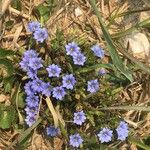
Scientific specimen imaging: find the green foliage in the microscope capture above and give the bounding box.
[89,0,133,82]
[0,48,16,58]
[37,4,50,22]
[0,104,16,129]
[11,0,22,11]
[0,59,14,76]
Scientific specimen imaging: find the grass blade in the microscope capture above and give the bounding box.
[129,138,150,150]
[99,106,150,111]
[89,0,133,82]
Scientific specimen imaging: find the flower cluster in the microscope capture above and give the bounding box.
[65,42,86,66]
[19,49,43,79]
[97,121,129,143]
[20,21,129,148]
[27,21,48,42]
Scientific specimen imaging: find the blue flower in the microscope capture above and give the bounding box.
[42,82,52,97]
[87,79,99,93]
[65,42,80,56]
[52,86,66,100]
[46,64,61,78]
[116,121,129,141]
[73,111,86,125]
[97,128,113,143]
[28,57,43,71]
[25,106,38,117]
[24,81,35,96]
[91,44,105,58]
[31,78,45,93]
[46,126,60,137]
[25,114,36,127]
[25,95,39,107]
[19,58,30,72]
[27,21,41,33]
[26,68,37,79]
[23,49,39,59]
[73,52,86,66]
[99,68,106,76]
[33,28,48,42]
[62,74,76,90]
[69,133,83,148]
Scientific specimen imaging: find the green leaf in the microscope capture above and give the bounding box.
[129,138,150,150]
[89,0,133,82]
[0,58,14,76]
[37,4,50,22]
[11,0,22,11]
[3,76,16,93]
[75,63,113,74]
[0,106,16,129]
[0,48,16,58]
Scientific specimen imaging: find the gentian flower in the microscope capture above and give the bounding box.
[62,74,76,90]
[87,79,99,93]
[25,114,36,127]
[97,128,113,143]
[42,82,52,97]
[73,111,86,125]
[73,52,86,66]
[65,42,80,56]
[27,21,41,33]
[25,106,39,117]
[116,121,129,141]
[25,95,39,107]
[46,64,61,78]
[69,133,83,148]
[52,86,66,100]
[28,57,43,71]
[91,44,105,58]
[33,28,48,42]
[24,81,35,96]
[31,78,45,93]
[46,126,60,137]
[99,68,106,76]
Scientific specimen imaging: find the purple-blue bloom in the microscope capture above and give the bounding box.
[25,114,36,127]
[28,57,43,71]
[25,106,39,117]
[99,68,106,76]
[62,74,76,90]
[73,111,86,125]
[42,82,52,97]
[19,58,30,72]
[87,79,99,93]
[97,128,113,143]
[116,121,129,141]
[46,126,60,137]
[91,44,105,58]
[73,52,86,66]
[69,133,83,148]
[31,78,45,93]
[26,68,37,79]
[52,86,66,100]
[25,95,39,107]
[24,81,35,96]
[33,28,48,42]
[27,21,41,33]
[23,49,39,59]
[46,64,61,78]
[65,42,80,56]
